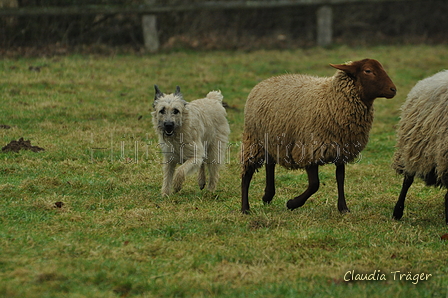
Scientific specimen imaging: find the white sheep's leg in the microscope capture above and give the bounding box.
[172,157,203,193]
[161,161,176,196]
[198,163,206,190]
[335,163,350,213]
[444,191,448,225]
[262,160,276,204]
[393,174,414,220]
[286,164,319,210]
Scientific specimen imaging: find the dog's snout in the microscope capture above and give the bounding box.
[164,122,175,135]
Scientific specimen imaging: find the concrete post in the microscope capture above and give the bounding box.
[142,0,159,52]
[316,5,332,47]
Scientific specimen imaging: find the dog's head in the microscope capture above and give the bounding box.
[152,85,187,137]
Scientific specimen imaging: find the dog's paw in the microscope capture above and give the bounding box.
[161,189,171,196]
[173,175,184,193]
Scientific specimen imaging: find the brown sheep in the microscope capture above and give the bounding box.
[241,59,397,214]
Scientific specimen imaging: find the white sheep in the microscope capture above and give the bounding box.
[392,70,448,224]
[241,59,397,214]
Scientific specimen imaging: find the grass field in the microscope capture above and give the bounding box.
[1,45,448,297]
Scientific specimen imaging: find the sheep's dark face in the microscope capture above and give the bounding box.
[331,59,397,105]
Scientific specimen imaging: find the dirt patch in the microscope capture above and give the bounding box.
[2,137,45,153]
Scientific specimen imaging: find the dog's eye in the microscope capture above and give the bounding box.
[159,108,165,114]
[173,109,179,115]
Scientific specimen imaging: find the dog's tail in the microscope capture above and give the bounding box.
[206,90,223,103]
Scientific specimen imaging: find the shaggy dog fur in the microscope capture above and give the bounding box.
[152,85,230,195]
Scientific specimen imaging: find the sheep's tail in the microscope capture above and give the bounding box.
[206,90,223,103]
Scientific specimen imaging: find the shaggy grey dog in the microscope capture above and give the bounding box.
[152,85,230,195]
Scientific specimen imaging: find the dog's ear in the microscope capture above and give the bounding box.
[174,86,187,106]
[154,85,164,100]
[153,85,164,108]
[174,86,182,97]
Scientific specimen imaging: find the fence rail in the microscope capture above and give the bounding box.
[0,0,417,16]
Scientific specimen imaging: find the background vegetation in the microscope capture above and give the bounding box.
[1,0,448,54]
[1,45,448,297]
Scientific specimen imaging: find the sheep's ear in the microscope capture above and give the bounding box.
[153,85,164,108]
[330,63,357,76]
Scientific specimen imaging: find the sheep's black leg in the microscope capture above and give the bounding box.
[444,191,448,225]
[241,164,256,214]
[336,163,350,213]
[262,161,276,204]
[393,174,414,220]
[286,164,319,210]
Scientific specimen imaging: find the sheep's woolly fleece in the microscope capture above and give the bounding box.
[242,70,373,171]
[393,70,448,186]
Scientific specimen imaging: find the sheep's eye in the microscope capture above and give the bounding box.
[173,108,180,115]
[159,108,165,114]
[364,69,372,74]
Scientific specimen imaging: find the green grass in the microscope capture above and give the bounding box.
[1,45,448,297]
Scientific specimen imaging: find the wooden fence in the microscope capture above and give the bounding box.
[0,0,419,51]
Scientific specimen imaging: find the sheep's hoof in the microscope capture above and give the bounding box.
[199,183,206,190]
[262,194,274,205]
[286,198,307,210]
[339,208,350,214]
[241,208,250,215]
[286,200,299,210]
[392,207,404,220]
[392,214,403,221]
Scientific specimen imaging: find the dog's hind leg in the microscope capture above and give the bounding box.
[206,162,221,192]
[205,141,226,192]
[162,161,176,195]
[198,163,206,190]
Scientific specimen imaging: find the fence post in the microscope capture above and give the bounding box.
[142,0,159,52]
[316,5,332,47]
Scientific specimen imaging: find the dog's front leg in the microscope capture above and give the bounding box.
[161,161,176,196]
[173,157,203,193]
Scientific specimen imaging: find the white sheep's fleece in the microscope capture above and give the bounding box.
[393,70,448,183]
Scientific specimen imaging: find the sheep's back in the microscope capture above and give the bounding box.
[393,70,448,186]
